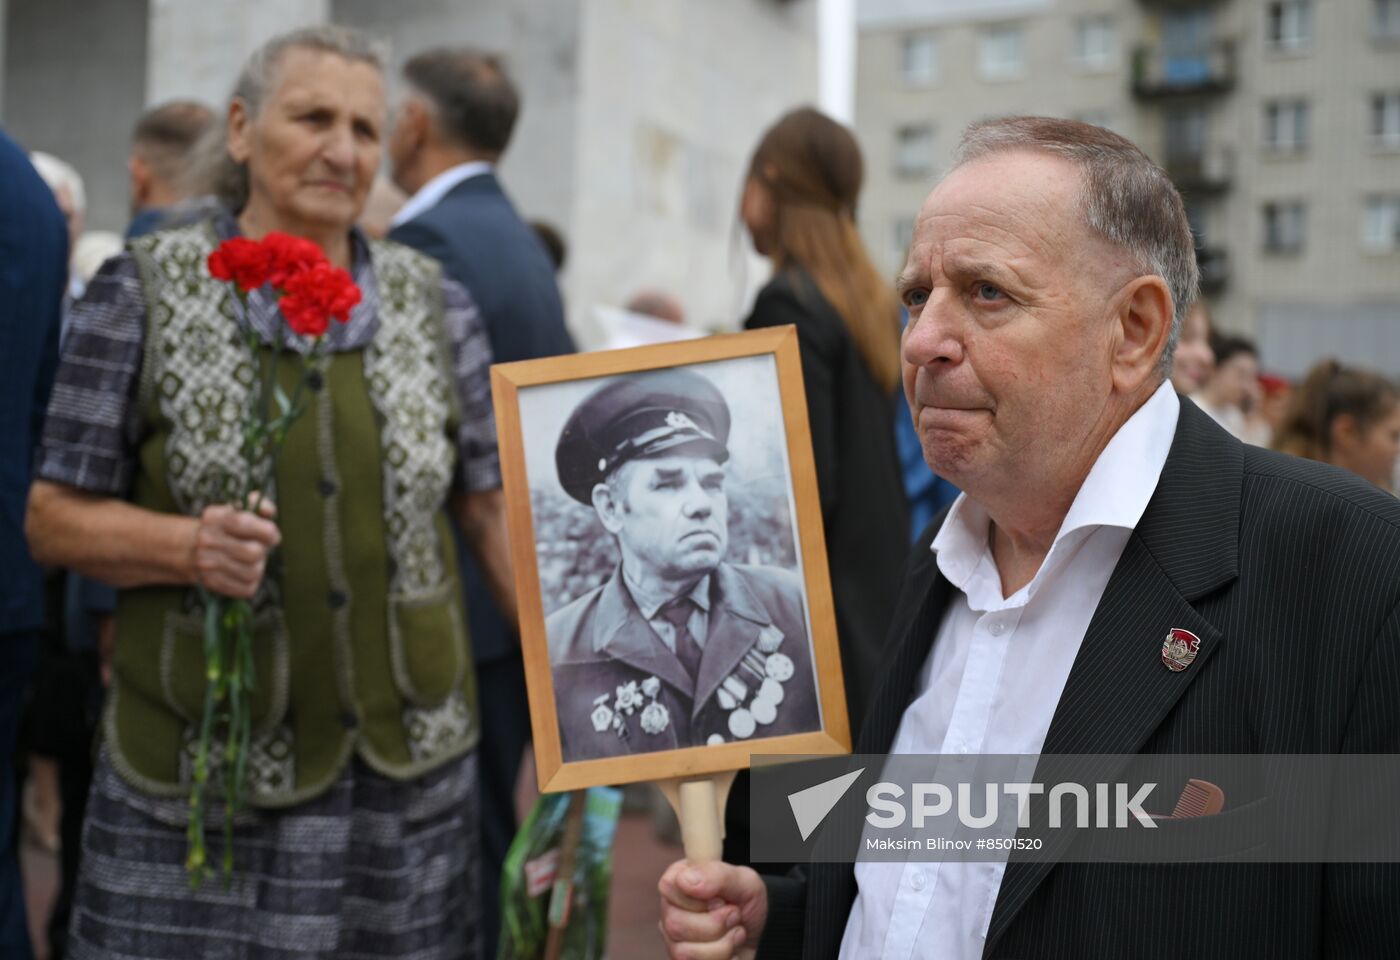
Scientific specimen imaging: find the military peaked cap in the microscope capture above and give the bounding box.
[555,367,731,503]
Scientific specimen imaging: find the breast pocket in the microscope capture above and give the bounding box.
[1088,795,1272,863]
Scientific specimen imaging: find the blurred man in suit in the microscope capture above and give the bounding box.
[657,117,1400,959]
[0,127,68,959]
[126,100,214,239]
[388,48,575,956]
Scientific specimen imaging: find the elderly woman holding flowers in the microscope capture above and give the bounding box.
[26,25,512,960]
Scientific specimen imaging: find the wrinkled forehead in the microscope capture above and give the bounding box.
[922,151,1082,244]
[262,46,385,112]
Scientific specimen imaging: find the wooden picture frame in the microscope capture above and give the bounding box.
[491,326,850,792]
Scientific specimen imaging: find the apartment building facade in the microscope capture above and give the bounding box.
[856,0,1400,377]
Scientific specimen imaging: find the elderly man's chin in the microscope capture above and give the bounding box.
[915,407,991,483]
[669,535,725,574]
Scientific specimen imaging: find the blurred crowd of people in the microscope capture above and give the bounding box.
[2,18,1397,960]
[1170,302,1399,492]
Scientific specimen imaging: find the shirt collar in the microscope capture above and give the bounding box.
[931,379,1180,607]
[621,566,712,620]
[390,161,494,228]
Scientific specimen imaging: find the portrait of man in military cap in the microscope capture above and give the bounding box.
[539,363,823,762]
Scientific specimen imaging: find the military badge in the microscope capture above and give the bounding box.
[728,708,757,739]
[765,652,795,682]
[596,675,669,739]
[641,701,670,735]
[665,410,700,431]
[759,677,784,705]
[750,698,777,725]
[590,702,613,733]
[615,680,643,714]
[1161,627,1201,672]
[757,625,784,654]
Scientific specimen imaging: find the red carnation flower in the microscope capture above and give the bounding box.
[261,232,325,288]
[278,262,361,339]
[207,237,274,292]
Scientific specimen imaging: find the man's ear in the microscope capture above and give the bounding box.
[592,483,623,535]
[128,155,152,206]
[1110,275,1174,393]
[400,97,432,150]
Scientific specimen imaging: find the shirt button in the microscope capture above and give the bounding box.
[989,620,1005,637]
[328,589,348,610]
[306,370,325,392]
[341,711,359,730]
[318,478,336,497]
[910,871,927,891]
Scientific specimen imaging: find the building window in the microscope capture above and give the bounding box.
[901,33,939,86]
[1266,0,1313,51]
[894,217,916,258]
[894,125,936,177]
[1263,99,1310,152]
[1362,196,1400,252]
[1375,0,1400,39]
[1372,93,1400,148]
[1263,201,1307,252]
[1073,16,1116,71]
[978,24,1025,80]
[1165,107,1207,164]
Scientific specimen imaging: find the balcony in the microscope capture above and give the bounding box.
[1164,144,1234,194]
[1196,245,1229,294]
[1131,40,1236,99]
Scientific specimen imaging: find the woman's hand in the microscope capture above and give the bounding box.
[190,500,280,599]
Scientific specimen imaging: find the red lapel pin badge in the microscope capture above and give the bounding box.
[1161,627,1201,672]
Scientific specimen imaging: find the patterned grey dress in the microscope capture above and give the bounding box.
[36,215,497,960]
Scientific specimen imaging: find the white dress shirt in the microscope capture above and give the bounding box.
[389,160,494,228]
[838,380,1180,960]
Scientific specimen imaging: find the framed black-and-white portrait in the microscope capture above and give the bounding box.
[491,327,850,791]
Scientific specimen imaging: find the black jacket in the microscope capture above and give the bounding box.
[744,269,908,729]
[389,171,574,663]
[760,398,1400,959]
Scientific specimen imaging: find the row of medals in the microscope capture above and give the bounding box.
[708,625,795,744]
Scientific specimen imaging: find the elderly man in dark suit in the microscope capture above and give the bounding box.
[0,127,68,958]
[388,47,575,955]
[658,117,1400,959]
[548,369,820,762]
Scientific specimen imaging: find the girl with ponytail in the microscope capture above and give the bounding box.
[1274,359,1400,491]
[728,108,910,868]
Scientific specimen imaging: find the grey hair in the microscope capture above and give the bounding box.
[197,24,385,211]
[953,117,1199,376]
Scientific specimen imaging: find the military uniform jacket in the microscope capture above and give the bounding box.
[547,562,820,762]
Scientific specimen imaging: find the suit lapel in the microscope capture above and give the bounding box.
[984,399,1243,954]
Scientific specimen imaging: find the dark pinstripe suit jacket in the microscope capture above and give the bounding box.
[760,398,1400,959]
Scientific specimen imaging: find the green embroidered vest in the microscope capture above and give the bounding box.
[107,221,478,808]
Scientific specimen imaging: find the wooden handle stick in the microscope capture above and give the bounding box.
[659,770,734,862]
[660,771,754,959]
